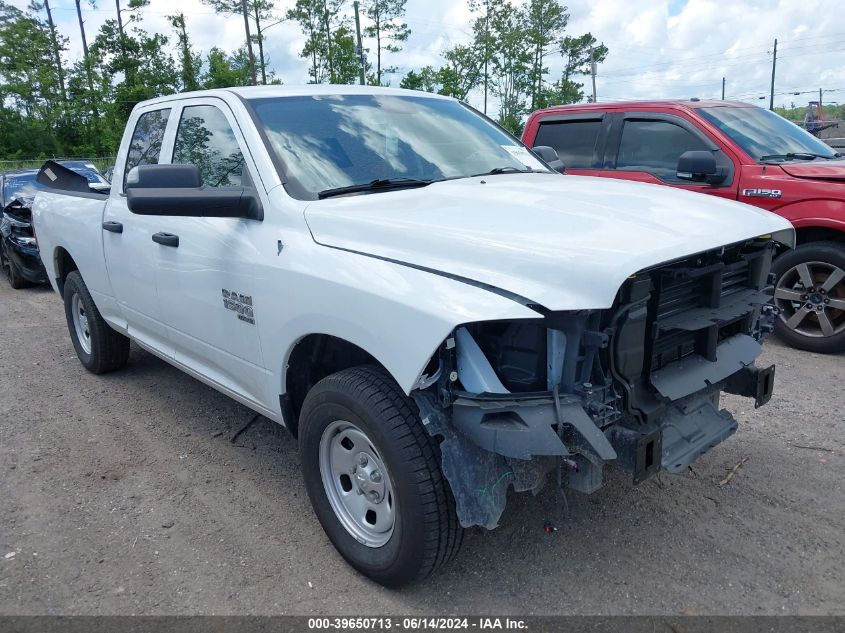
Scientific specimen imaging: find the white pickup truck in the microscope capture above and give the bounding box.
[33,85,794,586]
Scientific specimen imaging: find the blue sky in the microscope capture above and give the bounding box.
[10,0,845,113]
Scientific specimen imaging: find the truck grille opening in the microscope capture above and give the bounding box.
[647,241,770,373]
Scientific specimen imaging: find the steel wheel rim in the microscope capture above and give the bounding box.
[71,293,92,354]
[319,420,395,548]
[774,260,845,338]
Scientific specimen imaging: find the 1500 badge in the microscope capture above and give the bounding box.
[222,289,255,325]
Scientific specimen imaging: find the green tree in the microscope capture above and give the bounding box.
[523,0,567,109]
[202,0,275,84]
[29,0,66,102]
[399,43,481,100]
[536,33,607,108]
[468,0,495,114]
[363,0,409,85]
[287,0,354,83]
[202,47,253,88]
[0,4,66,156]
[168,12,201,91]
[486,0,532,132]
[399,66,438,92]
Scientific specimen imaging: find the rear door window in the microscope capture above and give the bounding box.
[534,119,602,169]
[616,119,709,182]
[124,108,171,186]
[172,105,245,187]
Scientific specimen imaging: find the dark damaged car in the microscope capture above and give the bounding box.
[1,164,108,289]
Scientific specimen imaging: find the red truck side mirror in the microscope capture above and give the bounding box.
[676,150,727,185]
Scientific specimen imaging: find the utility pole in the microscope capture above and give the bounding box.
[769,37,777,110]
[43,0,66,102]
[590,46,597,102]
[721,77,725,100]
[353,1,366,85]
[241,0,257,86]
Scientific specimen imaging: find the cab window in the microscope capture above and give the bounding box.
[172,105,244,187]
[534,119,601,169]
[124,108,171,186]
[616,119,709,182]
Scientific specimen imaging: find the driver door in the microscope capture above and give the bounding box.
[152,99,268,405]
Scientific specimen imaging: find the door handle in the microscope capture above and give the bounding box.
[152,232,179,247]
[102,221,123,234]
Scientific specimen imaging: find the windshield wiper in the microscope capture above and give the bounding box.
[318,177,433,199]
[759,152,833,162]
[475,166,548,176]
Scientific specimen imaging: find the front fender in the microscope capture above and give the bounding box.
[256,239,539,398]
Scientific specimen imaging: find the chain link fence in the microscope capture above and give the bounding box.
[0,157,117,173]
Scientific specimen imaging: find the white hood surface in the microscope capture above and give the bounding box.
[304,173,793,311]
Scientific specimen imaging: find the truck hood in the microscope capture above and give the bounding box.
[303,174,793,311]
[779,159,845,181]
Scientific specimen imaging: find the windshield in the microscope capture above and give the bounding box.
[59,162,108,184]
[248,94,549,199]
[699,106,838,162]
[3,173,43,205]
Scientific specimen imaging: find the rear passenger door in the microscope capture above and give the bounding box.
[102,106,174,355]
[604,113,737,199]
[531,114,608,175]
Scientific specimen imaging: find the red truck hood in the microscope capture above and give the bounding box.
[779,159,845,181]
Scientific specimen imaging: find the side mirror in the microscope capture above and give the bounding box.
[532,145,566,173]
[125,164,263,221]
[676,150,726,185]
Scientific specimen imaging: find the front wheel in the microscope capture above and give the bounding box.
[299,366,463,587]
[2,244,31,289]
[772,241,845,354]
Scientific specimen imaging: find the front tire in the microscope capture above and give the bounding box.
[772,242,845,354]
[299,366,463,587]
[3,245,31,289]
[63,271,130,373]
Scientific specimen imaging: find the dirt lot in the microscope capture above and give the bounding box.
[0,281,843,616]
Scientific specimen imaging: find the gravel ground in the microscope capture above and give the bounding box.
[0,281,843,616]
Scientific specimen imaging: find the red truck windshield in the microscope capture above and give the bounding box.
[699,106,838,163]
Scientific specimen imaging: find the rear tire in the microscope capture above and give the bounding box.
[63,271,130,373]
[299,366,463,587]
[772,242,845,354]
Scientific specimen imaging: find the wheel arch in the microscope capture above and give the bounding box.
[282,333,409,438]
[792,224,845,247]
[53,246,80,294]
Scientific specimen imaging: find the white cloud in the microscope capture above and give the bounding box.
[10,0,845,112]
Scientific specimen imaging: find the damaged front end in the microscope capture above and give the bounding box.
[1,198,48,284]
[413,236,780,530]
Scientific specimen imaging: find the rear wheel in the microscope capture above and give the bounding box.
[63,271,130,373]
[772,242,845,354]
[299,366,462,587]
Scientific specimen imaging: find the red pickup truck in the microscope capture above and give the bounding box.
[523,100,845,354]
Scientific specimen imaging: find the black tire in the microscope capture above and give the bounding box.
[299,366,463,587]
[772,241,845,354]
[63,271,130,373]
[3,246,31,289]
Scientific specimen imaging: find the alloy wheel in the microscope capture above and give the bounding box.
[774,261,845,338]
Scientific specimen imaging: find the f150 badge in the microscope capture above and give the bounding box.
[222,289,255,325]
[742,188,782,198]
